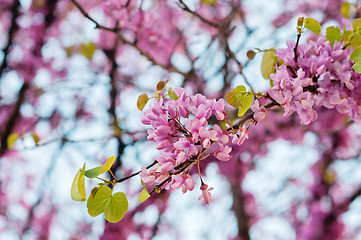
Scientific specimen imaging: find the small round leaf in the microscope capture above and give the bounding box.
[137,93,149,111]
[246,50,256,60]
[156,80,169,91]
[304,18,321,35]
[138,189,150,203]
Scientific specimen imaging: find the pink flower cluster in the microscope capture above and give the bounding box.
[268,36,361,124]
[140,87,249,201]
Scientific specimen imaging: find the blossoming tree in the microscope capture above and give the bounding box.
[1,0,361,239]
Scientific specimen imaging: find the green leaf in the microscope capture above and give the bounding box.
[349,32,361,48]
[138,189,150,203]
[100,156,116,174]
[168,87,179,100]
[85,166,103,178]
[156,80,169,91]
[228,85,254,117]
[80,42,96,59]
[351,46,361,63]
[325,26,341,48]
[87,186,112,217]
[304,18,321,35]
[352,63,361,73]
[7,133,18,150]
[137,93,149,111]
[353,18,361,32]
[237,93,253,117]
[261,48,277,79]
[351,46,361,73]
[71,163,86,201]
[90,187,99,198]
[85,156,116,179]
[225,91,240,108]
[87,186,128,223]
[340,2,350,19]
[104,192,128,223]
[343,30,353,43]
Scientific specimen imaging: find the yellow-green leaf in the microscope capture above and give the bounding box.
[225,91,240,108]
[71,163,86,201]
[234,85,247,94]
[168,87,179,100]
[351,46,361,63]
[90,187,99,199]
[87,186,128,223]
[85,156,116,178]
[99,156,116,175]
[341,2,350,19]
[352,63,361,73]
[7,133,18,150]
[85,166,103,178]
[138,189,150,203]
[353,18,361,32]
[80,42,96,59]
[351,46,361,73]
[326,26,341,48]
[261,48,277,79]
[137,93,149,111]
[304,18,321,35]
[87,186,112,217]
[237,93,253,117]
[349,32,361,48]
[227,85,253,117]
[156,80,169,91]
[104,192,128,223]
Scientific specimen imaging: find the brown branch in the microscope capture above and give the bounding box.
[231,102,279,130]
[177,0,220,28]
[0,83,29,156]
[294,33,301,64]
[70,0,184,75]
[231,184,250,240]
[116,160,157,183]
[0,0,20,79]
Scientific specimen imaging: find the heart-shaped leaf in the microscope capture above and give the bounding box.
[325,26,341,48]
[87,186,128,223]
[104,192,128,223]
[71,163,86,201]
[225,91,240,108]
[237,93,253,117]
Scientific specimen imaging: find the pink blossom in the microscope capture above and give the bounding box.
[232,127,249,146]
[250,99,266,122]
[198,184,213,205]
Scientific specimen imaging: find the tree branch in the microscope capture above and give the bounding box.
[0,0,20,80]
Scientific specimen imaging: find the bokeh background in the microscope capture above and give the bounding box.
[1,0,361,239]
